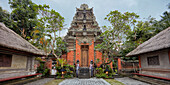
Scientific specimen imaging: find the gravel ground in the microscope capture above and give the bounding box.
[24,78,54,85]
[59,78,110,85]
[115,77,150,85]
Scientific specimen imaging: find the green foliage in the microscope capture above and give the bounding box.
[96,66,114,78]
[1,1,66,58]
[35,57,42,61]
[152,3,170,34]
[56,72,62,77]
[0,6,14,29]
[55,58,74,78]
[9,0,38,40]
[55,37,67,57]
[95,10,139,65]
[120,17,156,58]
[96,73,107,78]
[64,73,73,78]
[96,67,104,74]
[37,62,50,77]
[58,58,67,67]
[56,65,62,70]
[30,4,66,57]
[56,75,61,78]
[120,3,170,59]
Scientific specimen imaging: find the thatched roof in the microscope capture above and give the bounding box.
[0,23,45,56]
[127,27,170,56]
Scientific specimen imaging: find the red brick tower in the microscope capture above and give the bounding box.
[64,4,103,67]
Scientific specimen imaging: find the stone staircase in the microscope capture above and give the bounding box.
[131,75,170,85]
[78,67,90,78]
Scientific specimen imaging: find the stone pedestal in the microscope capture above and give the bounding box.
[78,67,90,78]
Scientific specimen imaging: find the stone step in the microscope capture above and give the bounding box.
[78,67,90,78]
[131,75,170,85]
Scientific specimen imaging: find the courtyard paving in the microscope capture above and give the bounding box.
[24,77,150,85]
[59,78,110,85]
[24,78,54,85]
[115,77,150,85]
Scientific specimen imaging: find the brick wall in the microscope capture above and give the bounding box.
[66,40,106,67]
[45,59,52,70]
[95,51,102,67]
[76,40,81,66]
[67,51,74,65]
[61,54,67,60]
[89,40,94,65]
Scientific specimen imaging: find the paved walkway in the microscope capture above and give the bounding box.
[25,77,150,85]
[24,78,54,85]
[59,78,110,85]
[115,77,150,85]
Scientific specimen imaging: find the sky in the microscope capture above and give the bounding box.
[0,0,169,37]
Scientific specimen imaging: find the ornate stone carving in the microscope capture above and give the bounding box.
[64,4,103,64]
[80,4,89,9]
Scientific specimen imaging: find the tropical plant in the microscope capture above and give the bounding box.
[9,0,39,40]
[95,10,139,66]
[37,61,50,77]
[58,58,67,68]
[0,6,14,29]
[152,3,170,34]
[36,4,64,58]
[30,4,66,57]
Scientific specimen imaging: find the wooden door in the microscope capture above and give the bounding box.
[81,45,89,67]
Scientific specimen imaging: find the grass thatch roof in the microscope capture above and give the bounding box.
[127,27,170,56]
[0,23,45,56]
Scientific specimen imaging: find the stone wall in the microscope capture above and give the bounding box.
[0,54,36,79]
[140,49,170,69]
[12,54,27,68]
[0,54,27,69]
[140,49,170,78]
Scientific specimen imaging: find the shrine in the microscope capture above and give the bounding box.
[64,4,103,67]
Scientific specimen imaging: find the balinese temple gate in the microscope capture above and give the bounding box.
[64,4,103,67]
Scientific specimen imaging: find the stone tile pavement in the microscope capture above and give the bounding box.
[59,78,110,85]
[115,77,150,85]
[24,77,150,85]
[24,78,54,85]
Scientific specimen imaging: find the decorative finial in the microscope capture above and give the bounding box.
[80,4,88,9]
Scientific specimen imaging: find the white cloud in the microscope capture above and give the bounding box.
[0,0,168,37]
[120,0,138,7]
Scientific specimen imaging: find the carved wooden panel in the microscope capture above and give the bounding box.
[147,56,160,65]
[0,53,12,67]
[81,45,89,67]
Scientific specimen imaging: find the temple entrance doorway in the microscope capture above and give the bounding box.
[81,45,89,67]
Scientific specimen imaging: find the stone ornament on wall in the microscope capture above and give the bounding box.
[77,37,93,46]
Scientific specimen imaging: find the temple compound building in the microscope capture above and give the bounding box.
[0,23,45,80]
[127,27,170,80]
[64,4,103,67]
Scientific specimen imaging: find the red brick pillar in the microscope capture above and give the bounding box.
[89,40,94,65]
[95,51,102,67]
[76,40,81,66]
[110,62,113,69]
[67,51,74,65]
[138,56,141,68]
[45,59,52,70]
[118,58,122,71]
